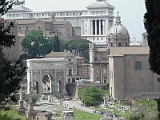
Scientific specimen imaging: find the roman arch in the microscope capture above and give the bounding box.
[26,58,66,97]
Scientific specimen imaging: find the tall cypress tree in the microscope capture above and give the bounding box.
[144,0,160,118]
[0,0,25,103]
[144,0,160,74]
[53,35,60,52]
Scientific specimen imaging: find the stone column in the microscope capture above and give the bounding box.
[55,69,57,92]
[102,20,104,35]
[26,82,37,120]
[30,70,34,92]
[102,20,106,35]
[18,86,25,112]
[27,70,31,94]
[90,64,94,82]
[90,20,93,35]
[39,70,43,95]
[103,20,106,35]
[99,20,101,35]
[95,20,97,35]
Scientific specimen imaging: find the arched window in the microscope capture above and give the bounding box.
[134,61,142,70]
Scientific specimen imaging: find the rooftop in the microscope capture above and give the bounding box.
[109,47,149,56]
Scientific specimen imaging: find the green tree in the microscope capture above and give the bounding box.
[144,0,160,74]
[79,86,104,106]
[127,99,158,120]
[21,30,52,58]
[144,1,160,118]
[0,0,25,103]
[54,35,60,52]
[65,39,90,51]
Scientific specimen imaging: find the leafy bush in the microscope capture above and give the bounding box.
[79,86,105,106]
[0,107,27,120]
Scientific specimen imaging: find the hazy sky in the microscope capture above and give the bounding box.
[25,0,146,41]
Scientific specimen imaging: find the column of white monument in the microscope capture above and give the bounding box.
[90,20,93,35]
[99,20,101,35]
[102,20,104,35]
[95,20,97,35]
[103,20,106,35]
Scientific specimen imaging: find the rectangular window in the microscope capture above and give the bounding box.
[134,61,142,70]
[69,69,72,76]
[118,43,121,47]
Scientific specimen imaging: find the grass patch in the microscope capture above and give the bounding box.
[0,107,27,120]
[53,110,102,120]
[74,110,102,120]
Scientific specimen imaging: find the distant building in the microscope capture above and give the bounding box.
[3,0,115,45]
[142,32,148,47]
[89,12,130,83]
[76,56,90,79]
[1,18,20,61]
[109,47,160,100]
[89,13,160,100]
[45,51,81,83]
[130,37,142,47]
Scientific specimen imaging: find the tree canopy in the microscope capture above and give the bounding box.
[144,0,160,74]
[65,39,91,51]
[0,0,25,103]
[128,99,158,120]
[21,30,52,58]
[79,86,104,106]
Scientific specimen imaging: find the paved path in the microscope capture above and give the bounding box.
[33,100,94,114]
[63,100,94,113]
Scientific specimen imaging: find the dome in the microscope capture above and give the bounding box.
[108,24,129,35]
[87,1,114,9]
[108,13,129,36]
[107,12,130,47]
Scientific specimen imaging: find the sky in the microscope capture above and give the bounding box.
[25,0,146,41]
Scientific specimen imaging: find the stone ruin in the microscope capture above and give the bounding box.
[62,111,74,120]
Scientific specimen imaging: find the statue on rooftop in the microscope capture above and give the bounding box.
[14,0,25,6]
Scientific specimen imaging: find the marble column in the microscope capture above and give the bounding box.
[102,20,104,35]
[55,69,57,92]
[90,20,93,35]
[95,20,97,35]
[27,70,31,94]
[102,20,106,35]
[39,70,43,95]
[99,20,101,35]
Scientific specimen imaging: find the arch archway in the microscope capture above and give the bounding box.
[26,58,66,97]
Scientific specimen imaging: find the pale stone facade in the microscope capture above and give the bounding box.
[109,47,160,100]
[45,51,81,83]
[89,43,109,83]
[26,58,66,97]
[3,0,115,45]
[14,14,74,54]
